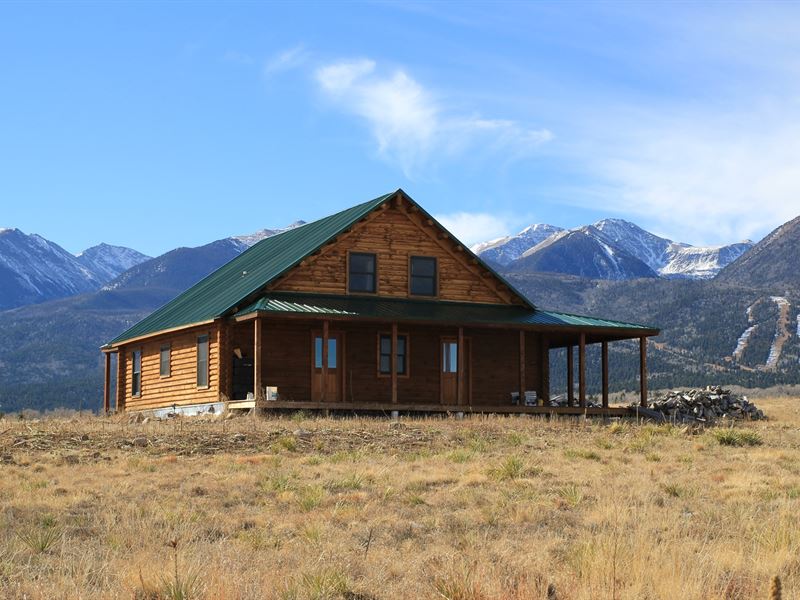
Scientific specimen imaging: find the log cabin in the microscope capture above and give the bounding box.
[101,190,659,416]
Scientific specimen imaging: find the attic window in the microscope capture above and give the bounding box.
[349,252,376,293]
[410,256,437,296]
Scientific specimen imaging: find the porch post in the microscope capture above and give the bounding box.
[518,330,525,407]
[578,333,586,408]
[391,323,398,404]
[540,337,550,405]
[115,350,125,412]
[103,351,111,414]
[567,345,574,406]
[254,318,263,403]
[639,336,648,407]
[601,341,609,408]
[321,320,329,402]
[457,326,464,405]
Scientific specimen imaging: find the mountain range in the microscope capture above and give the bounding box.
[0,212,797,414]
[473,218,753,280]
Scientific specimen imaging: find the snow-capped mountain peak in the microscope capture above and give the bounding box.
[474,217,755,280]
[232,220,308,248]
[471,223,563,266]
[76,243,151,282]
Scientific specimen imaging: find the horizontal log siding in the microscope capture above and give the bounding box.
[342,323,441,404]
[260,321,312,402]
[123,323,220,411]
[274,205,509,304]
[470,329,541,406]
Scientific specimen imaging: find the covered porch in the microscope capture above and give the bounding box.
[219,292,656,416]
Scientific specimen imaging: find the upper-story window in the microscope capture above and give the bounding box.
[349,252,376,294]
[410,256,437,297]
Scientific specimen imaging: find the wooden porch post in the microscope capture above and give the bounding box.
[115,350,125,412]
[639,336,648,407]
[601,341,609,408]
[457,326,464,405]
[103,351,111,414]
[578,333,586,408]
[254,318,263,403]
[321,320,329,402]
[567,345,574,406]
[391,323,398,404]
[540,337,550,405]
[518,331,526,407]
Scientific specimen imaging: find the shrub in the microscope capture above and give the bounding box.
[712,429,762,447]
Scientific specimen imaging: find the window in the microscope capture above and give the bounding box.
[159,344,170,377]
[197,335,209,388]
[378,333,408,376]
[442,341,458,373]
[410,256,437,296]
[131,350,142,397]
[349,252,376,293]
[314,336,337,369]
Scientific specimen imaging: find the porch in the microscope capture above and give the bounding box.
[220,295,654,416]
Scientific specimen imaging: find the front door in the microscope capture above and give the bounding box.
[312,332,342,401]
[441,338,470,404]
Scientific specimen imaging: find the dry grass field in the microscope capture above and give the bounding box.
[0,399,798,600]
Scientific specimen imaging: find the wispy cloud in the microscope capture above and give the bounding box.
[265,45,309,75]
[314,59,552,177]
[434,212,515,246]
[565,92,800,246]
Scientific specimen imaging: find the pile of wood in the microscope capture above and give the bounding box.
[637,386,765,423]
[548,394,601,409]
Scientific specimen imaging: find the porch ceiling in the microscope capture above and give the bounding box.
[233,292,659,339]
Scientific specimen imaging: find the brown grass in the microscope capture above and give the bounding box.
[0,397,798,599]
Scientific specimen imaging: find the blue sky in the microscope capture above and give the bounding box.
[2,1,800,257]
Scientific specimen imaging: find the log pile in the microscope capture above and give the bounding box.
[638,386,765,423]
[548,394,601,409]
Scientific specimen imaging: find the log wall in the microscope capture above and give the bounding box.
[229,319,544,407]
[273,203,516,305]
[120,323,221,411]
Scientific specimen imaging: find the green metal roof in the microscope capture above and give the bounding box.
[235,292,658,334]
[108,189,653,347]
[108,192,394,345]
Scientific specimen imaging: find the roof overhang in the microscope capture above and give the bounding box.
[232,292,659,340]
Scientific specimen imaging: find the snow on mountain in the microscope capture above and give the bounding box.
[232,220,307,248]
[76,243,151,283]
[513,225,658,280]
[474,216,754,280]
[471,224,563,266]
[0,228,104,310]
[659,242,753,279]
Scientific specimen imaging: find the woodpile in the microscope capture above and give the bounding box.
[547,394,601,408]
[639,386,765,423]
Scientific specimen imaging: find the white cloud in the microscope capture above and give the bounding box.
[264,45,309,74]
[571,107,800,245]
[434,212,514,246]
[314,59,552,177]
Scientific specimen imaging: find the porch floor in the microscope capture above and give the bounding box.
[257,400,632,416]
